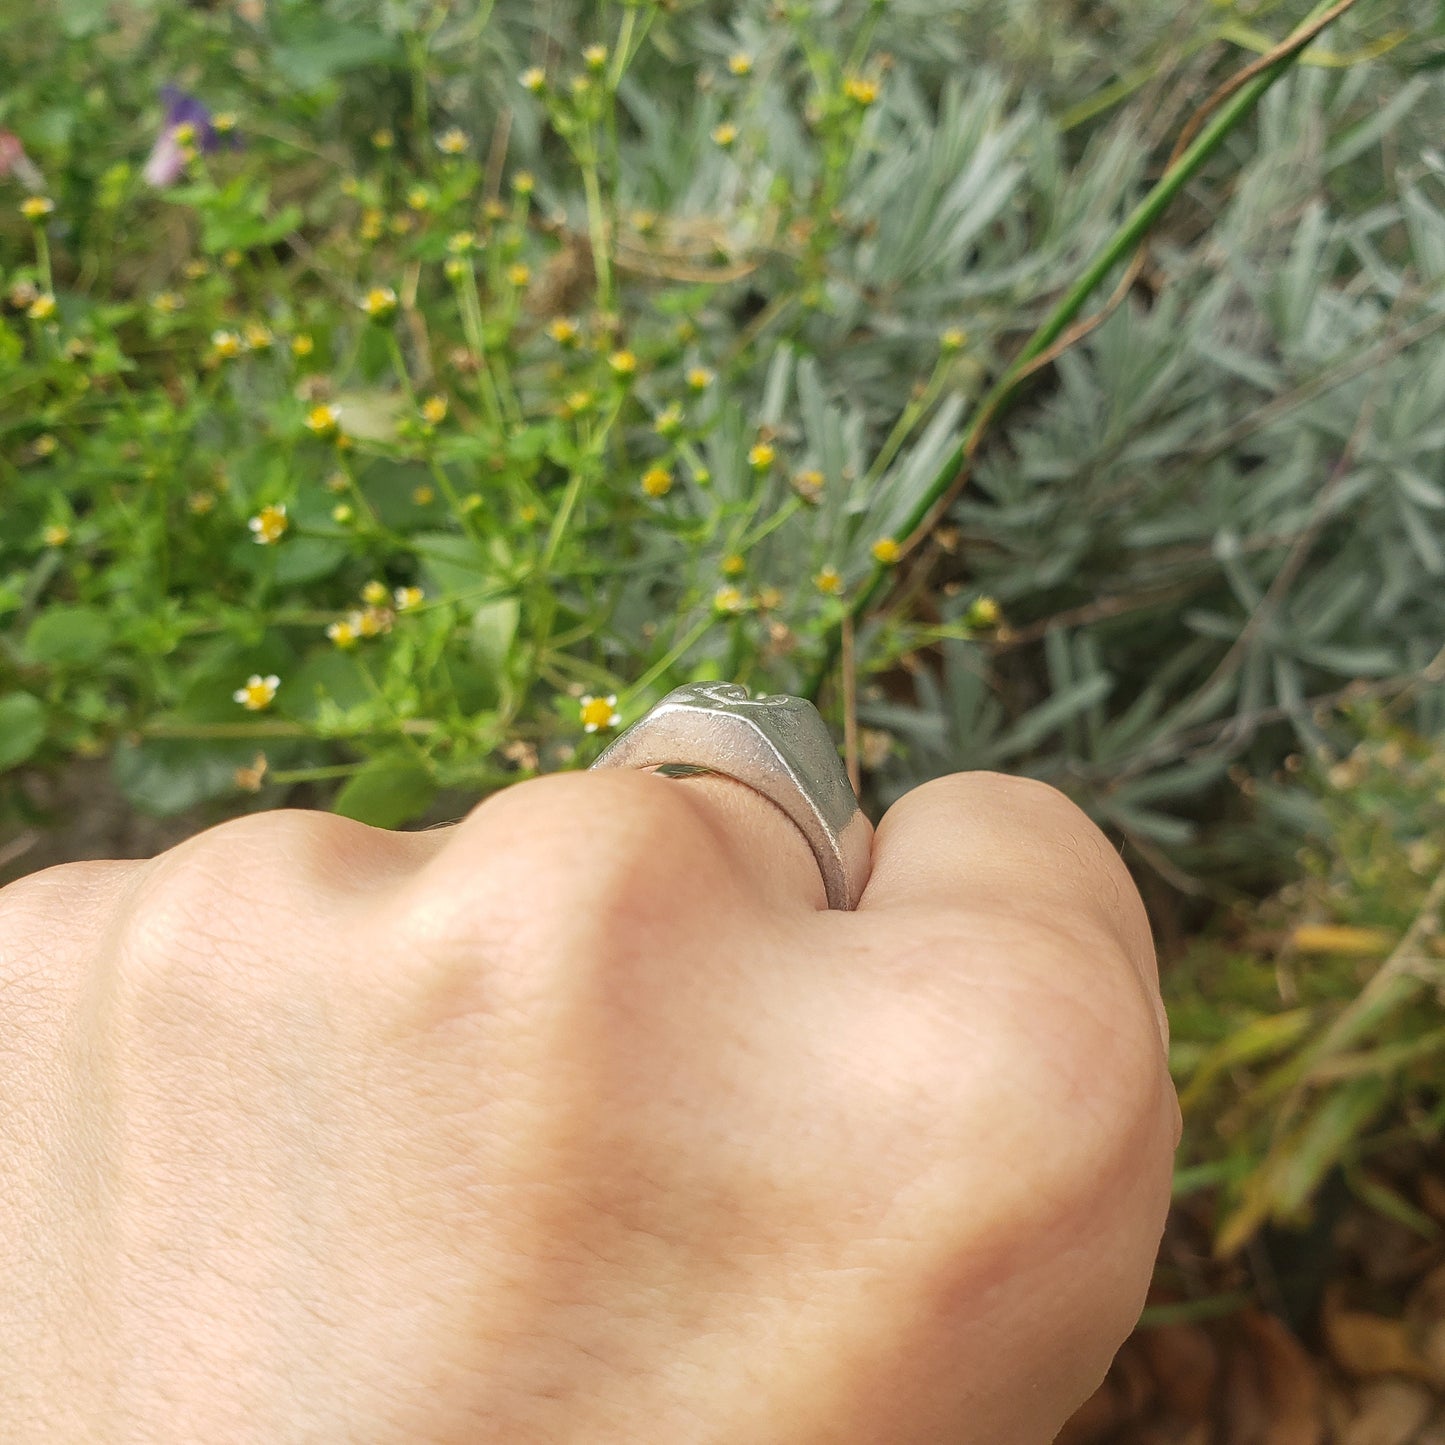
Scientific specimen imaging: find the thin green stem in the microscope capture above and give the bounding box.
[580,153,615,312]
[623,613,714,703]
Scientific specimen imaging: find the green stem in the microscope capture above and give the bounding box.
[804,0,1354,701]
[623,613,715,704]
[580,154,615,312]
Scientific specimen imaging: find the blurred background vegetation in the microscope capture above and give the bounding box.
[2,0,1443,1436]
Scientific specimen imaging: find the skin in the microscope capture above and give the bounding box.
[0,768,1178,1443]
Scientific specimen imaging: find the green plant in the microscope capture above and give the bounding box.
[0,0,1439,868]
[1169,705,1445,1256]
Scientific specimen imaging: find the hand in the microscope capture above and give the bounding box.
[1,768,1177,1444]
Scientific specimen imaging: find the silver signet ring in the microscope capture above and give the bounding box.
[589,683,873,911]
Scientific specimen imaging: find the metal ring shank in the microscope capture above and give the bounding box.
[590,684,872,910]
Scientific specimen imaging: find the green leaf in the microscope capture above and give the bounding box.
[271,25,400,90]
[332,757,436,829]
[113,737,257,816]
[270,537,348,587]
[469,597,520,676]
[24,606,114,667]
[0,692,47,771]
[58,0,108,37]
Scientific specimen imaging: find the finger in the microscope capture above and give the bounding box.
[858,771,1162,1014]
[418,767,828,921]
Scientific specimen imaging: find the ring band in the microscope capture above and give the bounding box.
[590,683,873,910]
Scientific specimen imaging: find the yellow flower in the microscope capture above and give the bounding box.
[630,208,657,233]
[444,257,468,281]
[187,491,216,515]
[248,503,288,545]
[151,291,184,314]
[940,326,967,352]
[641,466,673,498]
[411,484,436,506]
[210,329,242,359]
[27,293,57,321]
[42,523,70,547]
[520,66,546,93]
[608,349,638,376]
[728,52,754,76]
[813,565,844,596]
[357,605,393,638]
[548,316,580,345]
[394,585,424,611]
[713,585,746,614]
[360,208,384,242]
[579,693,620,733]
[183,258,209,279]
[213,111,238,133]
[436,126,469,154]
[421,394,448,425]
[966,596,1001,628]
[513,171,535,195]
[792,468,824,502]
[244,321,273,350]
[562,389,594,417]
[291,334,314,357]
[686,366,714,391]
[361,579,390,606]
[870,537,901,565]
[506,262,531,287]
[482,198,507,221]
[406,185,431,212]
[843,76,880,106]
[223,248,244,269]
[371,128,394,149]
[305,403,341,437]
[326,617,359,649]
[20,196,54,221]
[583,43,609,70]
[721,553,745,576]
[360,286,398,319]
[331,502,354,524]
[172,121,197,146]
[692,466,712,487]
[519,503,540,524]
[748,442,775,470]
[31,435,58,458]
[233,674,280,711]
[460,492,482,512]
[447,230,476,254]
[653,402,683,436]
[711,122,738,148]
[755,584,783,610]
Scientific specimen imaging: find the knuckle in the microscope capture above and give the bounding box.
[440,769,718,932]
[380,770,722,1022]
[0,859,128,930]
[118,808,369,975]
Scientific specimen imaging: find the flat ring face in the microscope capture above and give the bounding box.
[589,683,873,910]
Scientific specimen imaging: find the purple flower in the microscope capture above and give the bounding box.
[143,87,225,188]
[0,130,46,193]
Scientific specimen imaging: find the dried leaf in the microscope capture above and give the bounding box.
[1323,1289,1440,1383]
[1340,1379,1434,1445]
[1137,1322,1220,1421]
[1288,924,1397,956]
[1223,1311,1324,1445]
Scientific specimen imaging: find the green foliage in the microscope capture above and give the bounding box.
[1170,708,1445,1254]
[0,0,1440,871]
